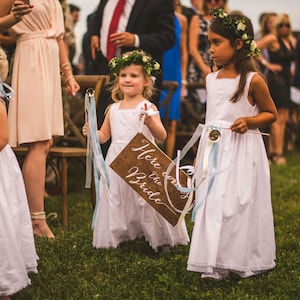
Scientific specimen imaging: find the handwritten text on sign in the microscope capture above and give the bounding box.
[110,133,190,226]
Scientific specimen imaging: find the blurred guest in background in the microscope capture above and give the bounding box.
[159,0,188,158]
[186,0,228,123]
[257,14,296,164]
[255,12,277,76]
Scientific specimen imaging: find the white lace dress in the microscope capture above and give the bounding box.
[187,71,276,278]
[92,100,190,251]
[0,99,38,295]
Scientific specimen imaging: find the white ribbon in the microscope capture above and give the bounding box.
[84,89,111,229]
[137,106,160,133]
[0,81,15,101]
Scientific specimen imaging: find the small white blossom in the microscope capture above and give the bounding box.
[237,22,246,31]
[153,62,160,70]
[250,40,257,52]
[219,12,227,18]
[242,33,248,40]
[142,56,150,62]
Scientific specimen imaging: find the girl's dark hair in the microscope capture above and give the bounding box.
[210,13,261,102]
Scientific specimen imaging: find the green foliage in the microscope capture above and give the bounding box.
[13,153,300,300]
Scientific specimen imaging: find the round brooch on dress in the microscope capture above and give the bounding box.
[208,129,221,142]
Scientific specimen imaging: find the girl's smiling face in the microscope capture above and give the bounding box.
[119,64,149,98]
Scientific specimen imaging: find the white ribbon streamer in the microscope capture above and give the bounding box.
[84,89,111,228]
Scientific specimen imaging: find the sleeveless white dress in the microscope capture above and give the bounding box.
[0,101,38,296]
[187,71,276,278]
[92,100,190,250]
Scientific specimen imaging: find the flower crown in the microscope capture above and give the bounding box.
[210,8,260,58]
[108,50,161,78]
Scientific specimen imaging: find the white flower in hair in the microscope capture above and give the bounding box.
[218,11,227,18]
[153,62,160,70]
[242,33,248,40]
[237,22,246,31]
[142,55,150,62]
[250,40,257,52]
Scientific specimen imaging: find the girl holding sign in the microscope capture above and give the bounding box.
[83,50,189,252]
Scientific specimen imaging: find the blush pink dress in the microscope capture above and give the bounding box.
[8,0,65,146]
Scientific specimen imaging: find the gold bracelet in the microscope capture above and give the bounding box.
[63,75,74,86]
[63,66,73,71]
[61,62,72,70]
[61,66,73,76]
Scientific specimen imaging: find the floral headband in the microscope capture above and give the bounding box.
[108,50,161,78]
[210,8,260,57]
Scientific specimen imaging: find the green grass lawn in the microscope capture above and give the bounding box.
[13,152,300,300]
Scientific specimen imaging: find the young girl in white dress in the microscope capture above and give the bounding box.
[83,50,189,251]
[187,9,277,279]
[0,31,38,300]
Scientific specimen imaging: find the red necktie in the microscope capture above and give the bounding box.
[107,0,126,61]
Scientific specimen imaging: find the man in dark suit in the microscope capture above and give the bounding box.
[90,0,175,156]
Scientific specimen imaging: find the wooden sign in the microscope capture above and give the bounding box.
[110,133,190,226]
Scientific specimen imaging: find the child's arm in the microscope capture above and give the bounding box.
[230,73,277,133]
[97,109,111,144]
[0,100,9,151]
[82,108,111,144]
[142,103,167,143]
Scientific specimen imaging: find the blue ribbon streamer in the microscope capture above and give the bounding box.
[192,141,219,221]
[84,89,110,229]
[167,124,222,225]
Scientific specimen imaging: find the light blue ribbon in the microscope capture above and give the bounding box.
[164,123,222,224]
[192,139,219,221]
[84,89,110,229]
[165,123,204,196]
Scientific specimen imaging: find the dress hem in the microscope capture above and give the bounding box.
[0,279,31,297]
[187,261,276,276]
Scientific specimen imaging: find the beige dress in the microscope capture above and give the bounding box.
[8,0,65,146]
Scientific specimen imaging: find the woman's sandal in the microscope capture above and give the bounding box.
[31,212,55,239]
[270,153,286,165]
